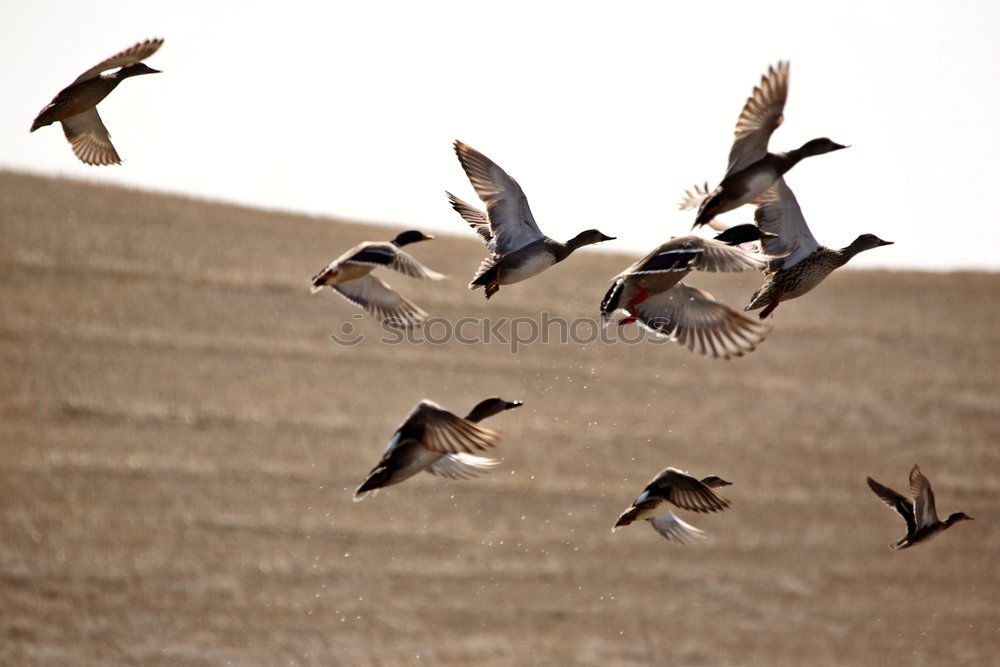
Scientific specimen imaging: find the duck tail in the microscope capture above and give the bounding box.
[469,258,499,289]
[611,506,640,532]
[600,279,624,329]
[353,466,392,502]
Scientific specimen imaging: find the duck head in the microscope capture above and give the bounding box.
[567,229,616,250]
[465,397,523,423]
[797,137,849,156]
[844,233,893,257]
[712,224,777,246]
[115,62,162,79]
[946,512,974,525]
[391,230,435,247]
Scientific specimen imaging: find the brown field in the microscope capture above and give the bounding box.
[2,170,999,665]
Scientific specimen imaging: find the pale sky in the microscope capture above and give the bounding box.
[3,0,999,270]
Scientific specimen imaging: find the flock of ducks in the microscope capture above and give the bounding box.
[31,40,973,550]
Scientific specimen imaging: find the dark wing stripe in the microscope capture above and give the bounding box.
[347,247,397,266]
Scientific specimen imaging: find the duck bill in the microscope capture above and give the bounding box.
[877,240,894,247]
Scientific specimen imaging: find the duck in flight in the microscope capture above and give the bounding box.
[354,397,522,501]
[866,465,973,551]
[31,39,163,166]
[741,178,892,318]
[613,468,732,544]
[448,140,615,299]
[681,62,847,228]
[600,224,776,359]
[310,230,443,327]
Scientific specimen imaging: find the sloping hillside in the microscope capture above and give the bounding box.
[2,170,998,664]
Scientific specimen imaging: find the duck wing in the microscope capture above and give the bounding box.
[426,453,501,480]
[415,400,500,455]
[753,178,819,269]
[909,465,940,529]
[72,38,164,84]
[447,192,497,253]
[867,476,916,536]
[725,61,789,177]
[61,108,120,166]
[453,141,544,254]
[650,468,731,513]
[330,274,428,327]
[634,283,771,359]
[648,511,708,544]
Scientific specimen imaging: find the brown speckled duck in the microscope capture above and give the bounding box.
[680,62,847,228]
[743,179,892,318]
[354,397,522,501]
[448,140,615,299]
[31,39,164,165]
[867,465,973,550]
[613,469,732,544]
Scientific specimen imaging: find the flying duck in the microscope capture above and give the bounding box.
[354,397,522,501]
[31,39,164,165]
[448,140,615,299]
[310,230,443,327]
[600,225,776,359]
[613,469,732,544]
[867,465,973,551]
[681,62,847,228]
[741,179,892,317]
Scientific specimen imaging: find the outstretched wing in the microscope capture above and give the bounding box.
[651,468,731,513]
[447,191,497,253]
[330,274,428,327]
[73,38,164,84]
[453,141,544,254]
[648,512,708,544]
[753,178,819,269]
[635,283,771,359]
[909,465,939,529]
[61,109,120,166]
[867,476,916,536]
[415,401,501,455]
[726,62,789,177]
[427,453,501,479]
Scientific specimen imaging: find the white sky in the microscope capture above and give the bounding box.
[3,0,999,270]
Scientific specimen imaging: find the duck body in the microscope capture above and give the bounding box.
[739,178,892,318]
[745,246,849,315]
[613,469,732,544]
[31,77,122,130]
[354,398,522,501]
[867,465,973,551]
[684,62,847,227]
[601,228,775,359]
[310,230,443,327]
[449,141,614,299]
[30,39,163,165]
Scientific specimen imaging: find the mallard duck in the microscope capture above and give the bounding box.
[448,140,615,299]
[742,179,892,317]
[310,230,443,327]
[31,39,163,165]
[867,465,973,550]
[600,225,776,359]
[680,62,847,228]
[354,397,522,501]
[613,469,732,544]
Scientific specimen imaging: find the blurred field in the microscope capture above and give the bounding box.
[2,170,999,665]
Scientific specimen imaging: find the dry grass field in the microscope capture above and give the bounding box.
[2,170,999,665]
